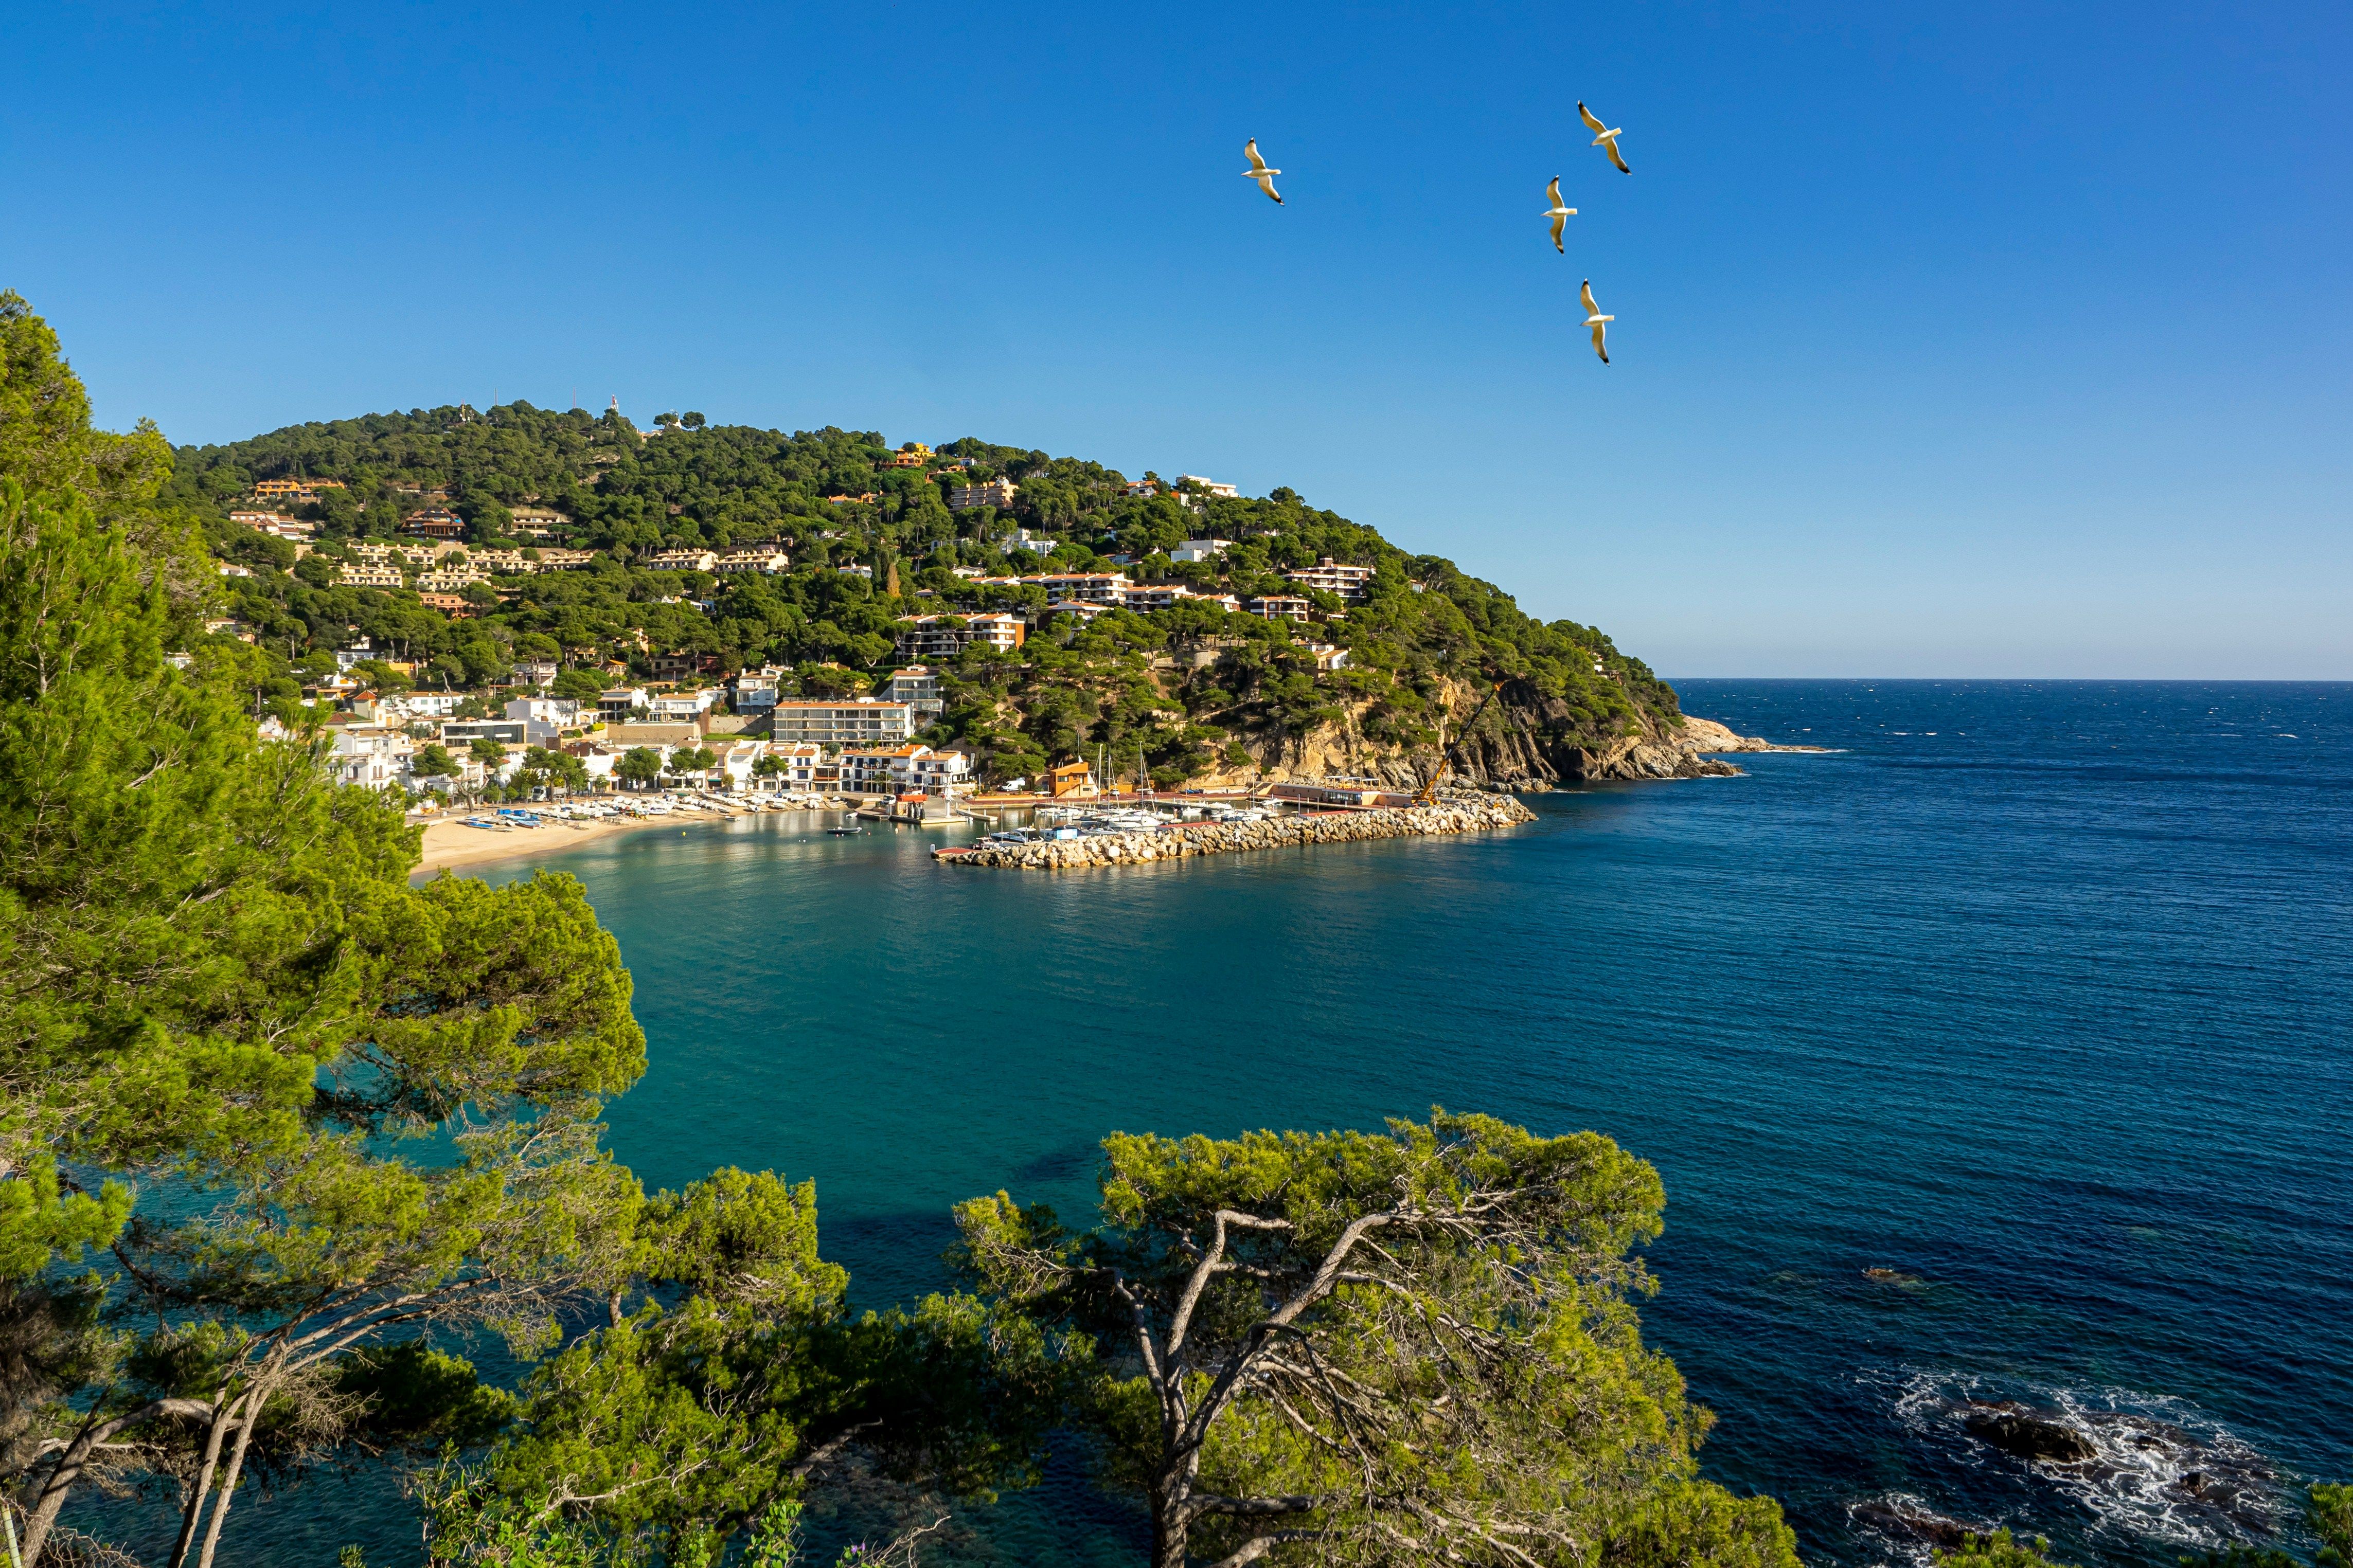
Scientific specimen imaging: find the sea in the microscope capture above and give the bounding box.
[105,681,2353,1567]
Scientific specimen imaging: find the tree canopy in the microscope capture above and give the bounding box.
[953,1111,1799,1568]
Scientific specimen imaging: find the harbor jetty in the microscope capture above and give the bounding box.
[938,795,1536,870]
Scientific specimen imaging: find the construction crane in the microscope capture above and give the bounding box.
[1413,680,1506,806]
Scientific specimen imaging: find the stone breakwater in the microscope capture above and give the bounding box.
[943,797,1538,870]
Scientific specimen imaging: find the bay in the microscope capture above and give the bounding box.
[151,680,2352,1567]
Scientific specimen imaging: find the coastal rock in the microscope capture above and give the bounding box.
[1849,1499,1972,1550]
[944,797,1538,871]
[1961,1403,2097,1465]
[1166,675,1809,795]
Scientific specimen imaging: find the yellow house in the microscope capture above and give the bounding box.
[888,443,934,469]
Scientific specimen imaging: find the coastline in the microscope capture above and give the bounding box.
[411,810,716,879]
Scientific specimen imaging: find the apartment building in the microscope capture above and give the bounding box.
[1031,572,1133,604]
[1282,556,1376,600]
[1243,595,1312,621]
[714,549,790,574]
[948,477,1018,512]
[766,698,916,747]
[894,612,1027,662]
[883,666,943,717]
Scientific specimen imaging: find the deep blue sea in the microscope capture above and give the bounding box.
[124,681,2353,1567]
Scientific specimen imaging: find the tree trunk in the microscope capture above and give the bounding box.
[167,1393,238,1568]
[192,1375,270,1568]
[14,1412,99,1566]
[16,1397,207,1565]
[1151,1466,1191,1568]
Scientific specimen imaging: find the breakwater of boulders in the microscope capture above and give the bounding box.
[942,796,1538,870]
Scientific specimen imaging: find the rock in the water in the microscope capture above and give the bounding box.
[1850,1499,1971,1549]
[1962,1404,2096,1464]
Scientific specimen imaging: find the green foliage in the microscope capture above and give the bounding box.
[444,1169,1058,1565]
[953,1111,1796,1568]
[157,391,1683,784]
[1938,1530,2079,1568]
[0,293,651,1567]
[2316,1484,2353,1568]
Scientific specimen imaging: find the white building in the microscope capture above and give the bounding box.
[712,738,770,790]
[837,743,972,797]
[335,637,385,672]
[1243,595,1311,622]
[341,562,407,589]
[729,670,782,712]
[714,549,791,574]
[948,477,1018,512]
[894,612,1028,662]
[504,697,582,745]
[754,741,833,792]
[1175,476,1240,500]
[768,698,915,747]
[883,666,943,717]
[644,548,719,573]
[330,726,415,790]
[598,687,650,723]
[1171,538,1232,564]
[1283,556,1376,600]
[379,691,466,722]
[1031,572,1132,604]
[1120,584,1203,613]
[647,689,719,722]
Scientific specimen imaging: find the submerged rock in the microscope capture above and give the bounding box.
[1850,1498,1972,1549]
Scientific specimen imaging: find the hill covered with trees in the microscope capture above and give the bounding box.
[168,402,1725,788]
[0,290,1810,1567]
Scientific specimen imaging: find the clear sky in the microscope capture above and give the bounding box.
[8,2,2347,676]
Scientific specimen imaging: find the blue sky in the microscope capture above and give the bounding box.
[8,2,2347,676]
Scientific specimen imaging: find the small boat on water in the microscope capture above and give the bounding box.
[826,824,862,837]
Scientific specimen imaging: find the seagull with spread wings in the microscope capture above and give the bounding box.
[1542,176,1577,253]
[1580,279,1615,364]
[1242,139,1284,205]
[1578,102,1631,174]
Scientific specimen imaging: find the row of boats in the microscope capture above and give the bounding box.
[457,792,854,832]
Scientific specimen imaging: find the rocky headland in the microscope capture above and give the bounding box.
[1185,677,1822,792]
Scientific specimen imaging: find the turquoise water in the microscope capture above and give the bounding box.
[118,680,2350,1566]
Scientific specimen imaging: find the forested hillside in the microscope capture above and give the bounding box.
[171,403,1709,786]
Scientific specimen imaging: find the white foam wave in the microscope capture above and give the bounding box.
[1870,1367,2289,1551]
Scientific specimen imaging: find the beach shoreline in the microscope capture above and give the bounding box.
[409,811,701,878]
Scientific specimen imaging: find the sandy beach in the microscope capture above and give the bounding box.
[409,812,697,878]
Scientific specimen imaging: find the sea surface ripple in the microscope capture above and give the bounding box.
[284,680,2351,1566]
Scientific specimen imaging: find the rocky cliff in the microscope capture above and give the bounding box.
[1192,679,1791,791]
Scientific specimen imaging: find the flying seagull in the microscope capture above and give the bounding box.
[1542,175,1577,253]
[1580,279,1614,364]
[1578,102,1631,174]
[1242,138,1284,205]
